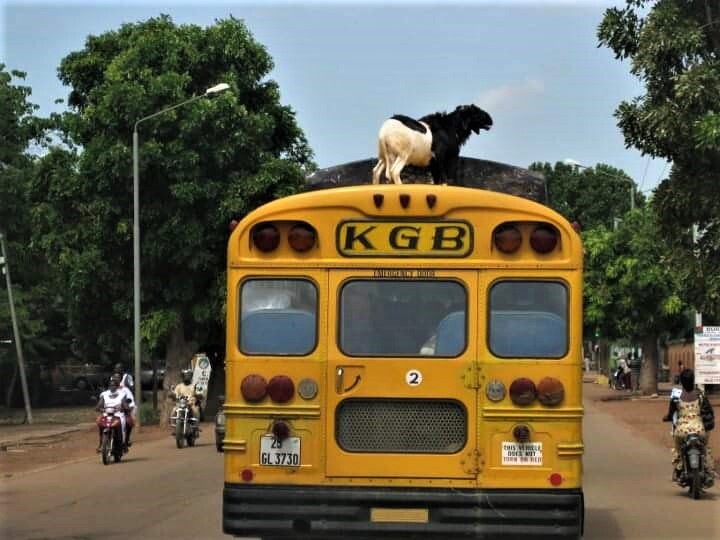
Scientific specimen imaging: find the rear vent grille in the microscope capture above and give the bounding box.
[336,399,466,453]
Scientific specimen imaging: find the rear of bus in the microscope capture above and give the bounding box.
[223,184,584,539]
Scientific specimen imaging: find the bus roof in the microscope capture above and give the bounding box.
[304,157,547,205]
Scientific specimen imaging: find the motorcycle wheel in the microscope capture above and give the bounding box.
[690,470,702,499]
[101,433,111,465]
[187,433,196,447]
[113,431,123,463]
[175,421,185,449]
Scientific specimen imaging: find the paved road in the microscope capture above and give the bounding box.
[1,396,718,540]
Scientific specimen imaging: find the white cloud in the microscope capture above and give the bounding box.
[475,78,545,111]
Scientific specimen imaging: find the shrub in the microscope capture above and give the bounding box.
[139,403,160,425]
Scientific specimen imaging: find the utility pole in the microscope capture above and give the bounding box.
[0,232,33,423]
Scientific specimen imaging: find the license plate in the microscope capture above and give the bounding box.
[260,435,301,466]
[501,441,543,466]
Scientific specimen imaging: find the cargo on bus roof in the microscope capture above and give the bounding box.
[304,157,547,204]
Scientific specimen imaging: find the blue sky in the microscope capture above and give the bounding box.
[2,0,668,193]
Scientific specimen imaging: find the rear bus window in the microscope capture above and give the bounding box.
[239,279,317,355]
[339,280,467,357]
[489,281,568,358]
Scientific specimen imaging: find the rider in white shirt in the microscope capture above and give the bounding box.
[96,375,131,452]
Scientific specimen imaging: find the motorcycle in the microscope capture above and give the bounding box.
[170,395,200,448]
[215,395,225,453]
[97,406,125,465]
[674,433,712,499]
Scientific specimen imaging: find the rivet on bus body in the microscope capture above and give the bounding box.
[549,473,563,486]
[373,194,384,208]
[426,194,437,208]
[241,469,254,482]
[399,194,410,208]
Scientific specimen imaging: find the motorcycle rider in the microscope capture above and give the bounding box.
[172,369,202,422]
[114,362,135,394]
[113,363,136,447]
[663,368,715,486]
[95,375,131,452]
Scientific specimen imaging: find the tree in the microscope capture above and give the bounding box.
[598,0,720,324]
[530,161,642,231]
[33,16,314,401]
[0,66,76,405]
[583,206,687,394]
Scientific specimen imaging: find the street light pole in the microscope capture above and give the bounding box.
[0,232,33,423]
[563,159,635,211]
[132,83,230,424]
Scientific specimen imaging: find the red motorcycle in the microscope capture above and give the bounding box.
[97,406,125,465]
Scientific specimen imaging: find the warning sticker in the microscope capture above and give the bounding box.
[501,442,543,466]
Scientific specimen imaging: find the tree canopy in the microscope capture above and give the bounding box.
[598,0,720,323]
[530,160,642,231]
[31,15,314,373]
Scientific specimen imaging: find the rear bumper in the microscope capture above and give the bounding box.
[223,484,584,539]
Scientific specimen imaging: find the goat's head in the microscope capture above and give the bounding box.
[456,104,493,134]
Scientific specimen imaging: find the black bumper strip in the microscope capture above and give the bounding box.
[223,483,584,539]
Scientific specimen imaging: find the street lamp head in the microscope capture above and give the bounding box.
[205,83,230,95]
[562,158,582,167]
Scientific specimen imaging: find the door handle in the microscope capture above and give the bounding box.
[336,366,362,394]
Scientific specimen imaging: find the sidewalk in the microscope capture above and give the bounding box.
[0,422,96,450]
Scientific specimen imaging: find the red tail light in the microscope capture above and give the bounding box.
[530,225,558,254]
[509,378,537,406]
[252,223,280,252]
[288,223,317,252]
[241,374,268,402]
[267,375,295,403]
[493,224,522,254]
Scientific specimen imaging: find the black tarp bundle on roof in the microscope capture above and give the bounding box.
[304,157,547,204]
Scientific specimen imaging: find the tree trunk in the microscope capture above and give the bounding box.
[639,335,659,395]
[160,320,197,424]
[5,364,18,408]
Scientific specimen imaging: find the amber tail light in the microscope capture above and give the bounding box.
[537,377,565,406]
[288,223,317,252]
[493,224,522,254]
[241,374,268,402]
[251,223,280,252]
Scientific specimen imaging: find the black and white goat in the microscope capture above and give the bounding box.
[372,104,493,185]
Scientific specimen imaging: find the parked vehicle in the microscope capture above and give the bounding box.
[674,433,712,499]
[97,406,125,465]
[54,361,112,392]
[215,395,225,452]
[140,360,166,390]
[170,395,200,448]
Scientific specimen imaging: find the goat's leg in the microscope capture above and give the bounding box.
[388,156,407,184]
[372,159,385,184]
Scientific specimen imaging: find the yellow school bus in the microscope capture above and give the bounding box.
[222,177,584,539]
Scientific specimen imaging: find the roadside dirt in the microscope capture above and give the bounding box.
[0,422,171,477]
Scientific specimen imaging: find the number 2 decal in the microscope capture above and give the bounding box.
[406,369,423,386]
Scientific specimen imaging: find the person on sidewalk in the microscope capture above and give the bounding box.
[663,368,715,486]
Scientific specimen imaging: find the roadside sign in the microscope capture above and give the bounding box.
[694,327,720,384]
[190,353,212,401]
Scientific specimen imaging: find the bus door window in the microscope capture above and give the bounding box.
[239,279,318,355]
[339,280,467,357]
[488,281,568,358]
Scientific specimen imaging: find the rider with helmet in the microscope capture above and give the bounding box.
[663,368,715,485]
[172,369,202,422]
